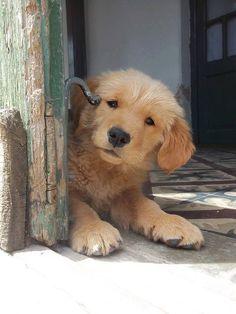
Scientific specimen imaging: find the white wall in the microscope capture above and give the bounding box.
[84,0,191,121]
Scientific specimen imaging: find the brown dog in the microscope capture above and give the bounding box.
[68,69,204,256]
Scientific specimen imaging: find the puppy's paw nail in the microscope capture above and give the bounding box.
[166,239,181,248]
[109,245,117,253]
[180,240,204,250]
[180,243,195,250]
[80,245,87,255]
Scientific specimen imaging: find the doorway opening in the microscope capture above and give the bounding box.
[190,0,236,145]
[65,0,236,146]
[64,0,236,238]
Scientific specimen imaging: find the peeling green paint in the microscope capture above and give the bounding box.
[41,0,68,240]
[0,0,68,245]
[0,0,28,123]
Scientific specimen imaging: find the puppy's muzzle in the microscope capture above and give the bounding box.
[108,127,131,148]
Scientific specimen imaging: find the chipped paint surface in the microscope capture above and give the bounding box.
[24,1,48,244]
[0,0,27,121]
[0,0,68,245]
[47,0,68,239]
[45,103,57,205]
[0,0,47,243]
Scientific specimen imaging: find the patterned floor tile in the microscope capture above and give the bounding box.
[149,147,236,238]
[194,152,236,163]
[215,161,236,169]
[152,184,236,209]
[152,185,211,209]
[211,186,236,197]
[149,169,236,184]
[162,199,219,212]
[152,183,236,193]
[165,196,235,211]
[197,195,236,210]
[153,196,184,209]
[154,159,212,171]
[180,162,212,170]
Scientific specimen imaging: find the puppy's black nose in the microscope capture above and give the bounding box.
[108,127,131,148]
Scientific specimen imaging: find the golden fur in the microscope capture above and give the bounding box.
[68,69,204,256]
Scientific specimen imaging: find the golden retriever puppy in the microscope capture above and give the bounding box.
[68,69,204,256]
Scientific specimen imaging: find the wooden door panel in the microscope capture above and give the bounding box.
[199,72,236,143]
[191,0,236,144]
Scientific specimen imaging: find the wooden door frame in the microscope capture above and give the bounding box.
[29,0,69,244]
[190,0,236,145]
[0,0,69,246]
[190,0,200,145]
[66,0,87,78]
[29,0,69,245]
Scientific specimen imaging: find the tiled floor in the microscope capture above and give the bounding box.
[146,147,236,238]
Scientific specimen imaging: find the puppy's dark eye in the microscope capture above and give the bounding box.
[145,117,155,126]
[107,100,118,109]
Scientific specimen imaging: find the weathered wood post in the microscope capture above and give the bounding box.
[0,109,27,251]
[0,0,68,247]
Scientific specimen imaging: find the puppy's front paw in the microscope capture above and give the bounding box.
[70,220,122,256]
[139,214,204,250]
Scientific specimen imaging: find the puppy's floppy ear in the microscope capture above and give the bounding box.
[157,117,195,173]
[70,79,99,131]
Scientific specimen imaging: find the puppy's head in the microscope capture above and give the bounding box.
[72,69,195,171]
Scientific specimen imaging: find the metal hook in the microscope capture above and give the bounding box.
[64,77,102,108]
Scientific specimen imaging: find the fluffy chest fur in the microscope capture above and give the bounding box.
[68,134,147,211]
